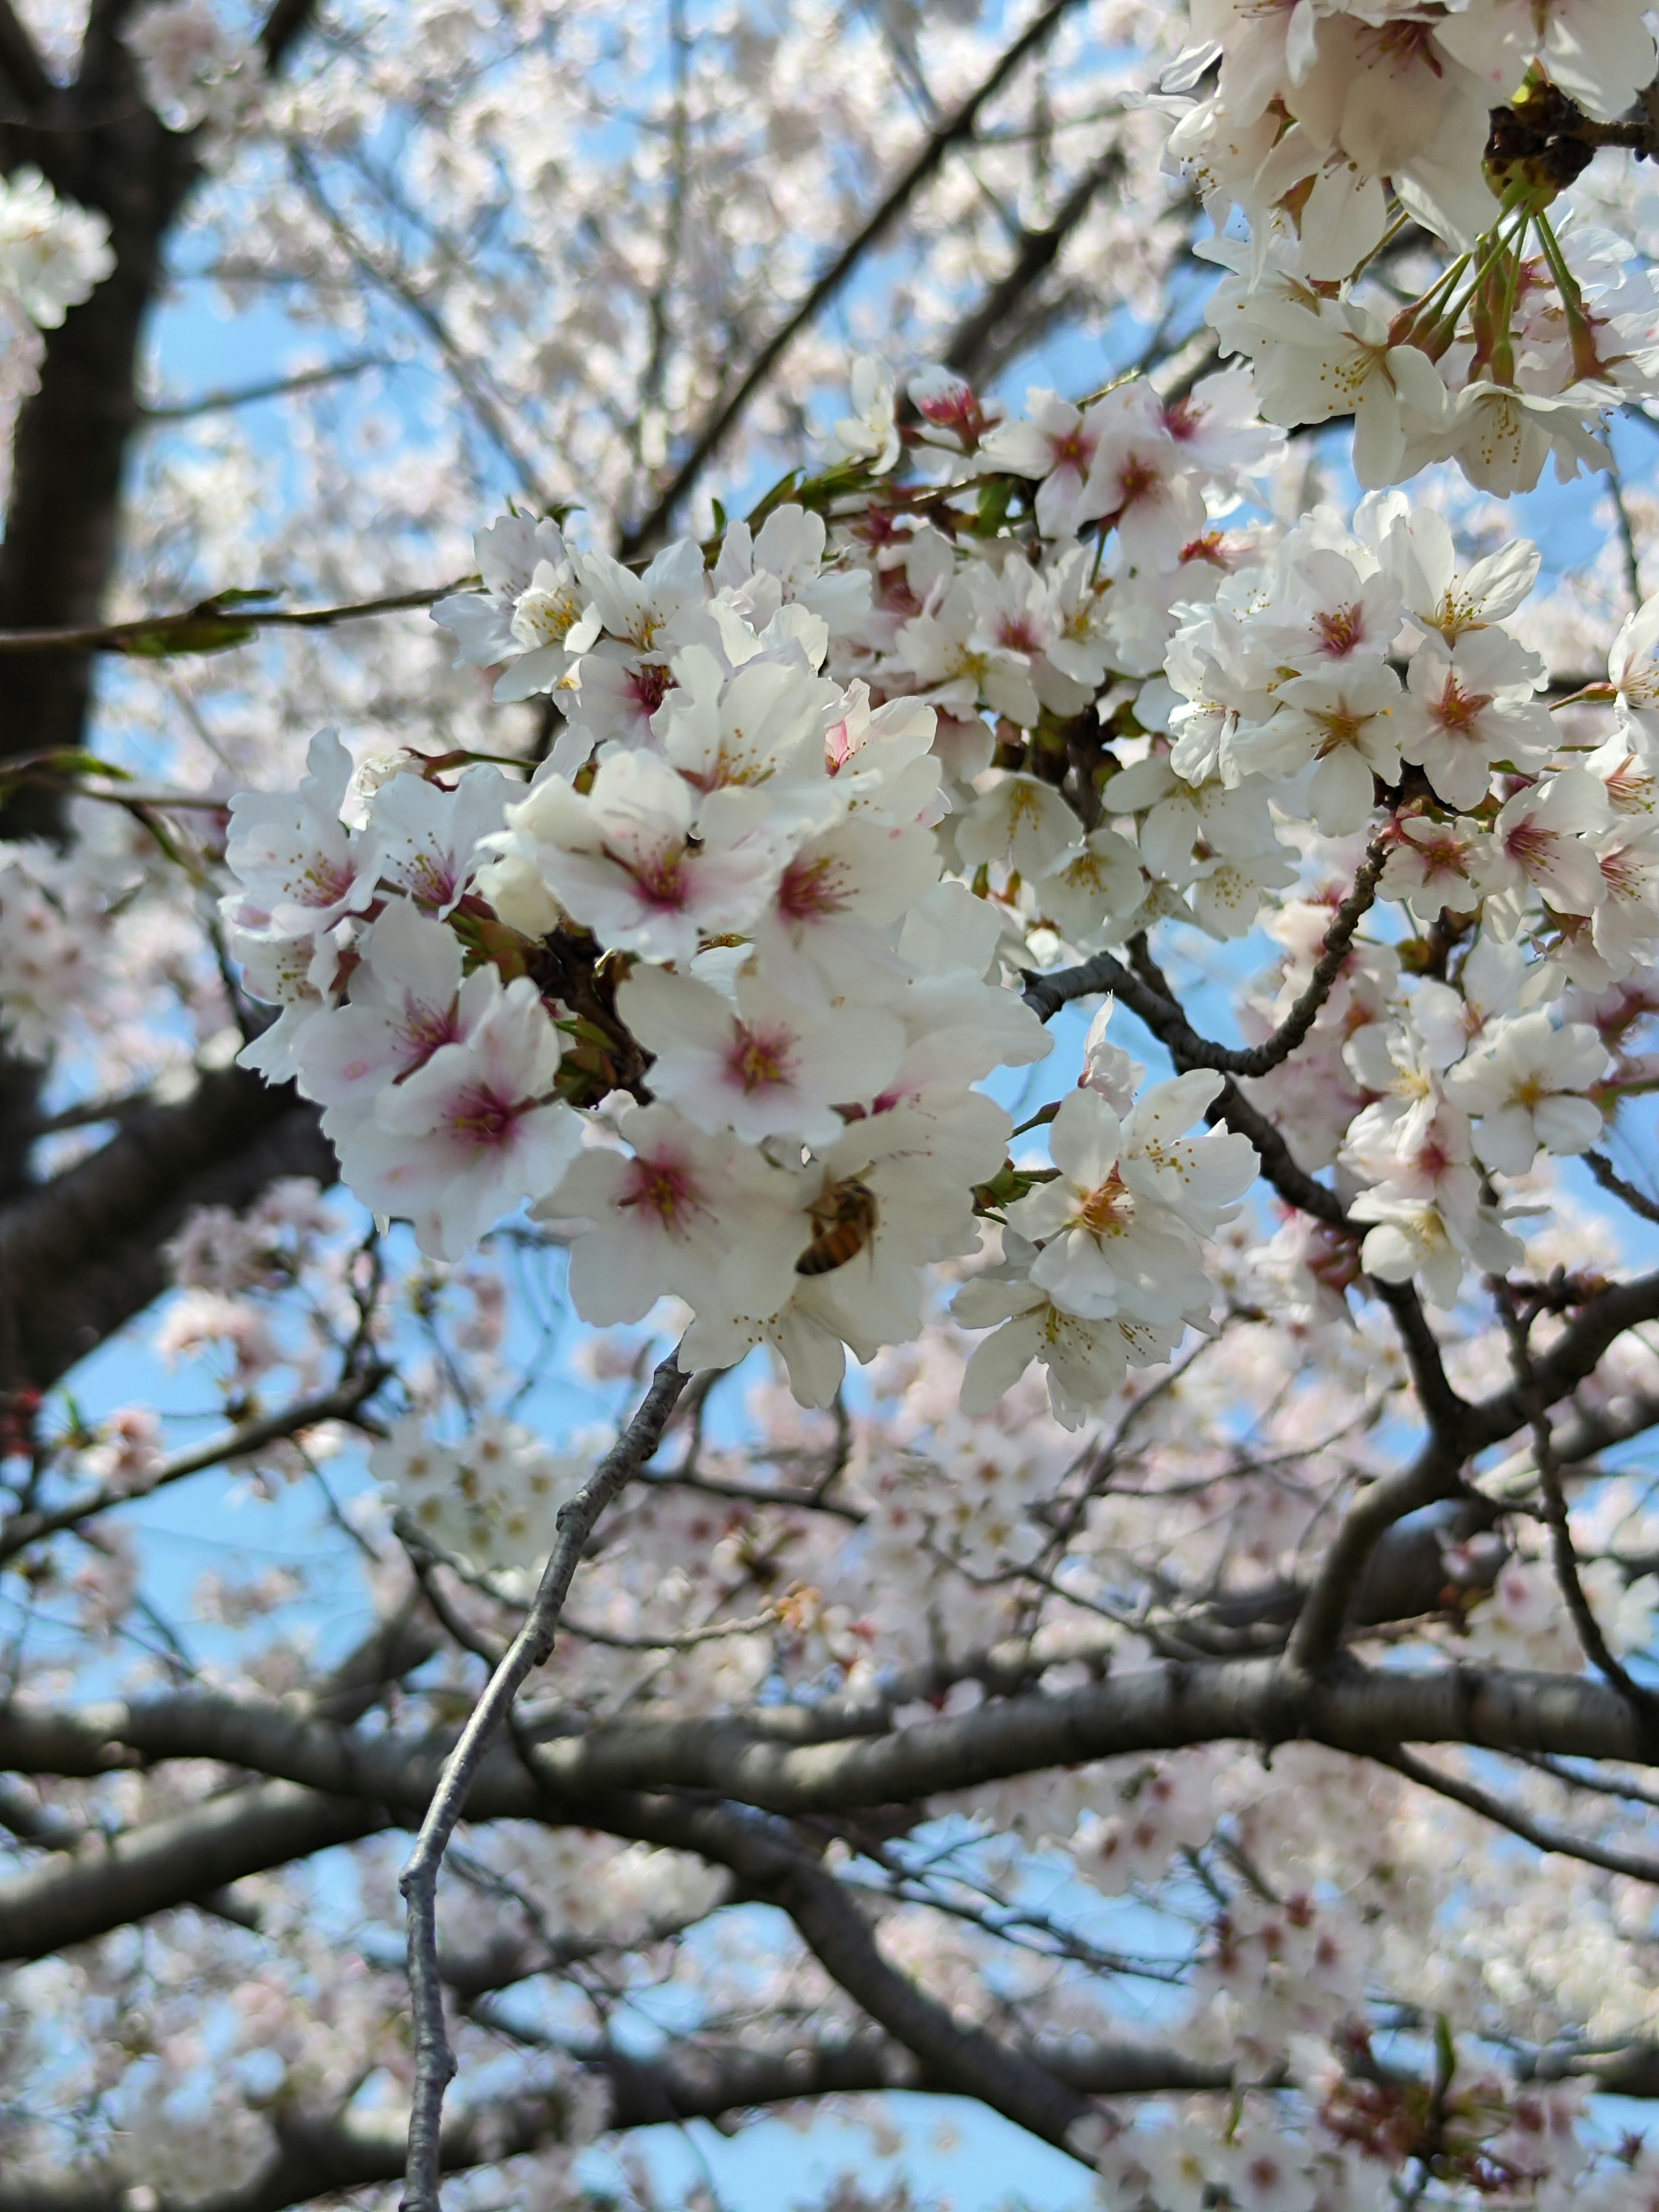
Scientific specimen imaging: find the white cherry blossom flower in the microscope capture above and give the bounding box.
[955,772,1083,879]
[1351,1189,1523,1306]
[433,510,572,672]
[536,1100,801,1324]
[1448,1011,1610,1173]
[1610,591,1659,744]
[1233,296,1450,489]
[502,749,783,961]
[223,728,383,941]
[0,165,114,328]
[298,898,477,1126]
[576,536,707,651]
[1379,814,1493,923]
[1483,770,1609,930]
[335,972,581,1259]
[1233,660,1402,836]
[1394,631,1554,812]
[827,355,899,472]
[894,569,1042,727]
[978,388,1117,539]
[1376,505,1541,644]
[1079,999,1145,1116]
[370,764,510,915]
[616,960,905,1146]
[1435,0,1655,122]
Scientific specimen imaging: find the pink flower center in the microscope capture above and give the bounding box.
[401,994,462,1063]
[1504,819,1556,871]
[629,845,688,911]
[300,857,355,908]
[1163,396,1198,442]
[1314,603,1364,657]
[1114,453,1161,509]
[448,1085,524,1148]
[408,851,459,907]
[728,1022,795,1093]
[620,1153,706,1234]
[1432,676,1492,734]
[629,662,674,716]
[778,853,848,920]
[1049,426,1095,474]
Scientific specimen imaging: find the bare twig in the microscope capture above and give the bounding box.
[1382,1744,1659,1885]
[0,1368,388,1565]
[1603,427,1646,614]
[397,1355,689,2212]
[1586,1149,1659,1226]
[0,582,463,657]
[141,353,394,423]
[620,0,1088,555]
[1021,835,1389,1076]
[1494,1281,1659,1720]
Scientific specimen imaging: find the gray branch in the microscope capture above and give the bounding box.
[397,1354,689,2212]
[17,1653,1659,1959]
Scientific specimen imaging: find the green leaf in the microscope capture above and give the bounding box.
[118,620,261,660]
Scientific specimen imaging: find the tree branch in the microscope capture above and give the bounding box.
[620,0,1088,556]
[1382,1744,1659,1885]
[0,1068,334,1393]
[397,1354,689,2212]
[0,2024,1246,2212]
[20,1655,1659,1958]
[140,353,394,423]
[940,143,1124,383]
[588,1794,1097,2155]
[0,1365,387,1564]
[0,582,461,656]
[1021,836,1389,1078]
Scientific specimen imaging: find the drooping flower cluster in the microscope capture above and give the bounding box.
[1161,0,1659,492]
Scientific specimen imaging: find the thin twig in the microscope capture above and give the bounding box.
[141,353,394,423]
[1602,426,1646,615]
[0,582,464,657]
[1021,834,1389,1076]
[620,0,1087,555]
[1494,1282,1659,1723]
[1586,1149,1659,1227]
[1382,1744,1659,1884]
[0,1368,388,1565]
[397,1354,689,2212]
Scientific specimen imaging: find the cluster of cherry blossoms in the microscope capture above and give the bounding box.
[122,0,261,133]
[222,332,1659,1421]
[0,165,112,482]
[1161,0,1659,493]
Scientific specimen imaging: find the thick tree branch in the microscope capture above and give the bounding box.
[0,2026,1244,2212]
[0,1068,333,1393]
[19,1656,1659,1958]
[941,143,1124,383]
[586,1794,1096,2155]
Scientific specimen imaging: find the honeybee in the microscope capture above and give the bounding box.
[795,1176,878,1277]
